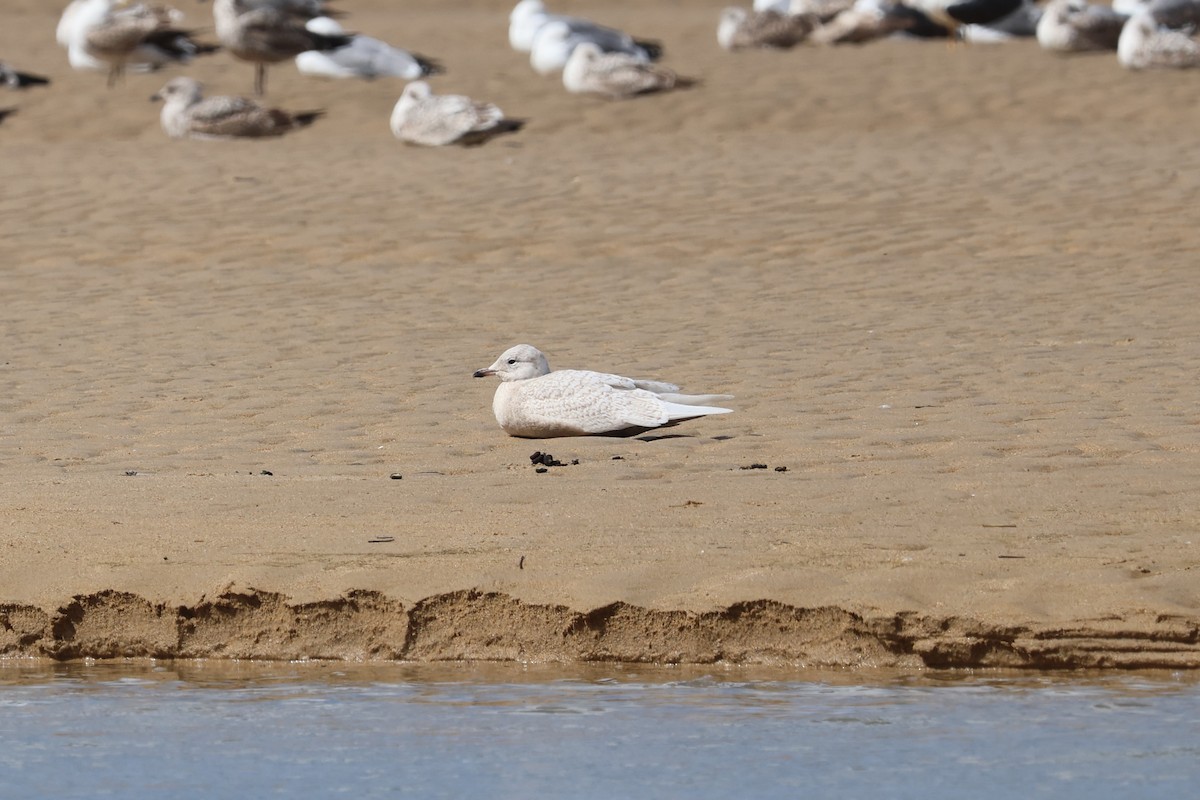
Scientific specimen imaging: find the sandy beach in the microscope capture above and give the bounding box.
[2,0,1198,667]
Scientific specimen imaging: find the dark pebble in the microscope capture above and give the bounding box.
[774,466,788,472]
[390,473,403,480]
[260,470,273,476]
[611,456,623,460]
[530,451,545,464]
[535,467,548,474]
[741,464,768,470]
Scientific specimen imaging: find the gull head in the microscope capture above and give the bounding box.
[399,80,432,105]
[150,76,203,105]
[511,0,547,23]
[718,7,749,48]
[473,344,552,382]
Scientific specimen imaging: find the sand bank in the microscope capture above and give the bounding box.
[2,1,1198,667]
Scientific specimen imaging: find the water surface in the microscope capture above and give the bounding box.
[1,661,1197,799]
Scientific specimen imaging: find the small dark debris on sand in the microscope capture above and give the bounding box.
[740,463,768,470]
[530,451,578,468]
[389,473,403,480]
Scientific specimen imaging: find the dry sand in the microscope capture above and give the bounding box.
[2,0,1198,668]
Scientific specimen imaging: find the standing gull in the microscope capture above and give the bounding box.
[295,16,443,80]
[473,344,734,439]
[66,0,216,84]
[389,81,524,147]
[718,7,818,50]
[212,0,353,95]
[83,1,197,86]
[1117,10,1200,67]
[151,76,323,138]
[562,43,691,99]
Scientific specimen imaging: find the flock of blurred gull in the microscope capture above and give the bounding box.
[2,0,1199,144]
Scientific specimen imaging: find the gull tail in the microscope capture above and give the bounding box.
[291,110,326,129]
[635,39,664,61]
[414,54,444,77]
[13,71,50,88]
[659,393,734,407]
[311,31,355,52]
[661,400,734,421]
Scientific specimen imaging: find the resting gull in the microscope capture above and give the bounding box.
[151,76,323,139]
[473,344,734,439]
[718,7,818,50]
[295,16,443,80]
[389,81,524,147]
[811,0,936,44]
[0,62,50,89]
[562,43,692,99]
[212,0,353,95]
[529,18,661,75]
[1114,0,1200,27]
[1117,9,1200,67]
[508,0,667,63]
[1036,0,1127,52]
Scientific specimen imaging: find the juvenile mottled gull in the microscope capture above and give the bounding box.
[718,7,818,50]
[295,16,443,80]
[68,0,216,85]
[473,344,734,438]
[562,43,691,99]
[389,81,524,147]
[1117,10,1200,67]
[151,76,323,139]
[213,0,352,95]
[1036,0,1127,52]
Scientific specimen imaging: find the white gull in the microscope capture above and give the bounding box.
[295,16,443,80]
[473,344,733,439]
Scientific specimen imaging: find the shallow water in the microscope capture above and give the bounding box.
[1,661,1197,800]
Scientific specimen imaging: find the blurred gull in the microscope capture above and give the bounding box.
[296,16,443,80]
[473,344,734,438]
[514,0,662,68]
[1117,9,1200,67]
[151,76,323,138]
[59,0,216,79]
[529,18,663,75]
[1036,0,1128,52]
[389,81,524,147]
[212,0,353,95]
[902,0,1024,35]
[718,7,818,50]
[562,42,692,99]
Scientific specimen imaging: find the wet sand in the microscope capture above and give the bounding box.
[2,1,1198,667]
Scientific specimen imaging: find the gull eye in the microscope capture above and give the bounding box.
[507,359,517,365]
